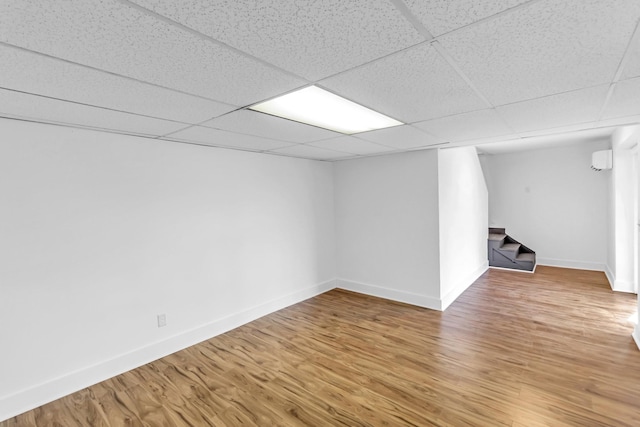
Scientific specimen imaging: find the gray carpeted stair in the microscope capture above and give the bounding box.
[488,228,536,271]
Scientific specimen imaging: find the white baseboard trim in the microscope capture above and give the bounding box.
[0,279,337,422]
[336,278,441,311]
[489,265,536,274]
[613,279,636,294]
[538,260,635,293]
[605,264,615,289]
[633,326,640,351]
[441,261,488,311]
[536,258,606,272]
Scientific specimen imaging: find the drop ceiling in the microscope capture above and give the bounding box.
[1,0,639,160]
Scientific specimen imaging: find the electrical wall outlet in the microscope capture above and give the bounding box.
[157,314,167,328]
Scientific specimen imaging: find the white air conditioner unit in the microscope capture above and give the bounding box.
[591,150,612,171]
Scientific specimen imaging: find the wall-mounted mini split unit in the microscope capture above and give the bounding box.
[591,149,612,171]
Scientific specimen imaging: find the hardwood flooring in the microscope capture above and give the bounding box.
[2,266,639,426]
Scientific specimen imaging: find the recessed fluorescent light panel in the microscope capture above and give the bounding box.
[249,86,403,134]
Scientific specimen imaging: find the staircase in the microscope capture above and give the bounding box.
[488,228,536,272]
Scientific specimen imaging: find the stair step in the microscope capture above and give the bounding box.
[516,253,535,262]
[500,243,520,252]
[488,233,507,241]
[488,228,535,272]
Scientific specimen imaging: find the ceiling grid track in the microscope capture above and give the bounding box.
[0,41,237,107]
[0,86,201,126]
[597,19,640,121]
[389,0,435,40]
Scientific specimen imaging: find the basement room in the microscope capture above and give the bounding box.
[1,1,640,425]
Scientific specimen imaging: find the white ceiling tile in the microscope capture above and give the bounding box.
[356,125,445,149]
[438,0,640,105]
[404,0,531,36]
[164,126,292,151]
[0,45,235,124]
[308,136,396,155]
[268,144,357,161]
[202,110,340,143]
[602,77,640,120]
[0,89,186,136]
[0,0,304,106]
[496,85,610,133]
[321,44,487,123]
[129,0,424,81]
[414,109,513,141]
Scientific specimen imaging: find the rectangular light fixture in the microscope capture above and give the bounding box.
[249,85,403,134]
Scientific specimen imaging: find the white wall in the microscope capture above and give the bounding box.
[636,144,640,349]
[0,119,336,420]
[611,146,636,291]
[610,127,638,292]
[636,141,640,348]
[483,140,610,271]
[608,162,616,284]
[333,150,441,308]
[438,147,488,309]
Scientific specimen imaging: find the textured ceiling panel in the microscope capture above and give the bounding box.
[414,109,513,141]
[404,0,532,36]
[356,125,445,149]
[438,0,640,105]
[496,85,609,133]
[0,89,186,136]
[268,144,356,160]
[164,126,292,151]
[129,0,424,81]
[202,110,340,143]
[308,136,396,155]
[321,43,486,123]
[0,0,304,106]
[602,78,640,120]
[0,45,235,124]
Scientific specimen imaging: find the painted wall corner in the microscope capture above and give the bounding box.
[440,261,488,311]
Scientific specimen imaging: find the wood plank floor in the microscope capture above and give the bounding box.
[2,266,639,426]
